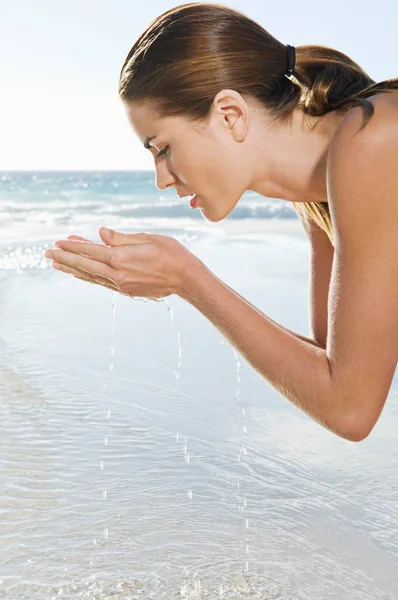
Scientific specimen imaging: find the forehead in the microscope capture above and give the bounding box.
[124,101,161,132]
[123,101,201,142]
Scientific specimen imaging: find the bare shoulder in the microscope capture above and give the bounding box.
[326,91,398,247]
[334,90,398,141]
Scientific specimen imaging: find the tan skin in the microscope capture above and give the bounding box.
[44,89,398,442]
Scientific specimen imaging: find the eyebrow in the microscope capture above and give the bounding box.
[144,136,157,149]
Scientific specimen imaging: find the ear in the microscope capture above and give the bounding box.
[212,88,248,142]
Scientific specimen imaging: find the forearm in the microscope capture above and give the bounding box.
[180,258,353,441]
[221,281,324,350]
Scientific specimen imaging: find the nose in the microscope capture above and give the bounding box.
[155,164,176,191]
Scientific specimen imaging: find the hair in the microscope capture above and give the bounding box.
[119,2,398,246]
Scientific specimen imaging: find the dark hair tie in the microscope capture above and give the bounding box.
[285,44,296,79]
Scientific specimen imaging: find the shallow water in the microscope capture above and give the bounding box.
[1,231,398,599]
[1,172,398,599]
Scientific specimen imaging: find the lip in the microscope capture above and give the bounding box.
[177,192,199,208]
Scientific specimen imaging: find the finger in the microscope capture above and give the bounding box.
[46,247,117,282]
[52,261,118,290]
[72,273,128,296]
[67,234,93,243]
[51,240,113,267]
[99,227,151,246]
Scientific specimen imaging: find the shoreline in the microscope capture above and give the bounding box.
[0,217,306,246]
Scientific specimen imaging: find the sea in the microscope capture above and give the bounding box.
[0,171,397,599]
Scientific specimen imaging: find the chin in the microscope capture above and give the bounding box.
[200,211,225,223]
[199,203,231,223]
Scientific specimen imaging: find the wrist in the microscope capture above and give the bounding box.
[178,251,209,303]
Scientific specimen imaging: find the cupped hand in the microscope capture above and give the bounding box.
[44,227,197,299]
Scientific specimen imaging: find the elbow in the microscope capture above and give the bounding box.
[330,384,384,442]
[345,429,372,443]
[339,411,377,443]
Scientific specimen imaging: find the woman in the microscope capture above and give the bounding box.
[44,3,398,442]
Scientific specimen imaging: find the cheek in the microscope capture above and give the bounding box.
[178,143,235,195]
[198,147,227,182]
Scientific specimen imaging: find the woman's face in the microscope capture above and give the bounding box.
[123,93,256,222]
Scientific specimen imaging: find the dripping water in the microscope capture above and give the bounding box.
[163,300,192,499]
[89,289,188,573]
[90,291,117,572]
[232,344,249,574]
[164,299,182,380]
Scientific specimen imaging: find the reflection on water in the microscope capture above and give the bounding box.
[0,243,50,271]
[1,228,398,599]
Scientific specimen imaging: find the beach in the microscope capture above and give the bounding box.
[1,172,398,599]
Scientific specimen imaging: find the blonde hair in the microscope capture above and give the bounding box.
[119,2,398,246]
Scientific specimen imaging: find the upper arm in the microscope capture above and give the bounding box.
[300,212,334,349]
[326,106,398,440]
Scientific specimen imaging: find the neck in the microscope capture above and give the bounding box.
[250,106,350,204]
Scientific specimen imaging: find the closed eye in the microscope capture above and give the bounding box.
[156,145,169,158]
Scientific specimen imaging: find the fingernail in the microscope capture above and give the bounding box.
[45,250,53,258]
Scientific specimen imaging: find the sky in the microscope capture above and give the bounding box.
[1,0,397,171]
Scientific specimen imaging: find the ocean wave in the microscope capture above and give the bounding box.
[0,171,298,228]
